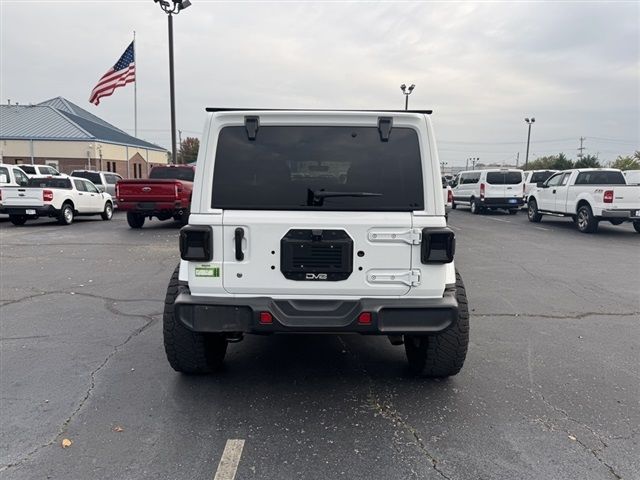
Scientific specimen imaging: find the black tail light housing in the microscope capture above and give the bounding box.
[180,225,213,261]
[421,228,455,264]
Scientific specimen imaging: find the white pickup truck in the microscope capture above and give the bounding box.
[527,168,640,233]
[0,176,114,226]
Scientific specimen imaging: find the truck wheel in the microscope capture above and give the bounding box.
[404,270,469,378]
[9,215,27,226]
[527,199,542,223]
[451,200,457,210]
[58,203,74,225]
[163,265,228,373]
[633,221,640,233]
[101,202,113,221]
[576,204,598,233]
[126,212,145,229]
[470,199,481,214]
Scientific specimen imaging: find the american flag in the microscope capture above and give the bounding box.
[89,42,135,106]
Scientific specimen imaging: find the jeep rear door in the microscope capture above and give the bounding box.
[212,123,424,297]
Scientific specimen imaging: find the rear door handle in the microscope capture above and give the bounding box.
[234,228,245,261]
[552,189,556,194]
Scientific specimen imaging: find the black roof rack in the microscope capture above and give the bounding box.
[205,107,433,114]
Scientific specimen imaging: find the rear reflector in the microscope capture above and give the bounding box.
[259,312,273,324]
[358,312,372,325]
[603,190,614,203]
[421,227,455,264]
[179,225,213,261]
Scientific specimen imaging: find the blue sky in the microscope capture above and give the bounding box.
[1,1,638,166]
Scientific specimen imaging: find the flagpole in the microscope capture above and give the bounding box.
[133,31,138,139]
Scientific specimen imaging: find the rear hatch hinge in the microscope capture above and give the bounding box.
[368,228,422,245]
[367,269,421,287]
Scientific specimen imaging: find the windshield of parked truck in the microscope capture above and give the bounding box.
[211,125,424,211]
[486,171,523,185]
[530,171,556,183]
[150,167,195,182]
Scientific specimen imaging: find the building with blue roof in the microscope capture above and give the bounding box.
[0,97,169,178]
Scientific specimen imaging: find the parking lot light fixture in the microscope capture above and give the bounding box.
[400,83,415,110]
[524,117,535,169]
[153,0,192,165]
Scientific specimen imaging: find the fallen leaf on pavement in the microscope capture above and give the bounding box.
[61,438,73,448]
[568,435,577,441]
[113,426,124,432]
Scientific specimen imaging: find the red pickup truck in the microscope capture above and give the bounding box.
[116,165,195,228]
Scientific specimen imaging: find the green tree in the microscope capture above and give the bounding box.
[178,137,200,164]
[574,154,601,169]
[526,153,573,170]
[611,153,640,171]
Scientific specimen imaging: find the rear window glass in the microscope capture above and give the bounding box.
[27,178,72,189]
[486,171,523,184]
[530,171,555,183]
[72,171,102,184]
[150,167,194,182]
[211,125,424,211]
[0,167,9,182]
[574,171,626,185]
[18,165,36,174]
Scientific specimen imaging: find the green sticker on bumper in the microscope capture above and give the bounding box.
[195,266,220,278]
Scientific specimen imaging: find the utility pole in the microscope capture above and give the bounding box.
[524,117,535,169]
[577,137,586,159]
[516,152,520,168]
[178,129,183,164]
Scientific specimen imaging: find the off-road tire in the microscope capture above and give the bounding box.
[163,265,228,373]
[633,221,640,233]
[101,202,113,221]
[9,215,27,226]
[127,212,145,229]
[404,270,469,378]
[527,199,542,223]
[576,204,598,233]
[58,203,74,225]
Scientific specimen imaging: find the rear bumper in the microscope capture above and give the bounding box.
[481,197,524,208]
[174,287,459,335]
[118,200,184,214]
[600,209,640,220]
[0,205,58,217]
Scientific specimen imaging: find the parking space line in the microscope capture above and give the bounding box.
[534,226,550,231]
[213,439,245,480]
[448,225,461,231]
[487,217,511,223]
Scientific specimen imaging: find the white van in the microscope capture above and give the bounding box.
[451,169,525,214]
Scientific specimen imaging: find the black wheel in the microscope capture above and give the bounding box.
[404,270,469,378]
[633,221,640,233]
[163,265,228,373]
[9,215,27,226]
[126,212,145,229]
[470,199,481,214]
[451,200,457,210]
[58,203,74,225]
[101,202,113,221]
[576,204,598,233]
[608,219,624,226]
[508,209,518,215]
[527,199,542,223]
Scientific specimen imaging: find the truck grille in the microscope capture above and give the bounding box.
[281,229,353,281]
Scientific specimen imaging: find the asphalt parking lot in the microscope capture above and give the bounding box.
[1,210,638,480]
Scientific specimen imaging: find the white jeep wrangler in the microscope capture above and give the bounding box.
[163,109,469,377]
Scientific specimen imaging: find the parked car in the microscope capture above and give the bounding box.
[0,176,113,225]
[523,169,558,205]
[527,168,640,233]
[163,108,468,378]
[70,170,123,205]
[623,170,640,185]
[116,164,195,228]
[0,163,31,188]
[17,164,63,177]
[451,169,525,214]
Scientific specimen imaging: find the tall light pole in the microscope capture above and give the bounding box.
[153,0,192,164]
[400,83,415,110]
[524,117,535,169]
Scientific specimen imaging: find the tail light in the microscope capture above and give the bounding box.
[115,183,120,198]
[447,189,453,204]
[43,190,54,202]
[480,183,485,200]
[179,225,213,261]
[523,183,526,198]
[259,312,273,325]
[603,190,614,203]
[421,227,455,264]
